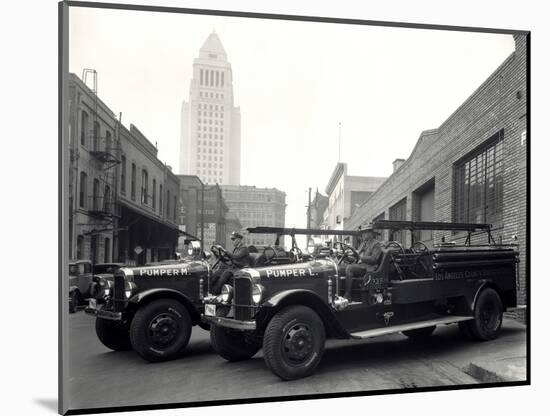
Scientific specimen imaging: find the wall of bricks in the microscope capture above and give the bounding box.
[347,35,527,320]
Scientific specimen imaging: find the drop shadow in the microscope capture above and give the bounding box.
[33,398,58,413]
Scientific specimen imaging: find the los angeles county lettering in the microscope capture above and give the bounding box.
[265,268,315,278]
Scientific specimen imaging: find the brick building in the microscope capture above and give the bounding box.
[67,73,181,265]
[347,35,527,313]
[116,124,180,265]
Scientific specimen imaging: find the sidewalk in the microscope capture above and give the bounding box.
[464,318,527,383]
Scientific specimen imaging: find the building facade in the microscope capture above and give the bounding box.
[116,124,180,265]
[67,73,180,266]
[220,185,286,247]
[180,31,241,186]
[67,72,119,264]
[347,35,527,316]
[324,163,387,233]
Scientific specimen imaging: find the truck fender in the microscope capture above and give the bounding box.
[128,288,201,323]
[256,289,349,339]
[470,280,503,311]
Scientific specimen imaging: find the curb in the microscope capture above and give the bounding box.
[465,362,504,383]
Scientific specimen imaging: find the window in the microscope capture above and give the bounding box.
[131,163,136,200]
[159,184,163,213]
[104,238,111,263]
[76,235,84,260]
[453,130,504,225]
[200,69,204,85]
[93,178,100,210]
[141,169,148,205]
[152,179,156,210]
[79,171,87,208]
[93,121,100,151]
[120,155,126,194]
[221,72,224,87]
[80,111,88,146]
[389,198,407,244]
[105,130,112,152]
[103,184,111,212]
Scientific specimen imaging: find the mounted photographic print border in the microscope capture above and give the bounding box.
[59,1,530,415]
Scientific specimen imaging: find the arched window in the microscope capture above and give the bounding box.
[104,238,111,263]
[93,121,100,151]
[80,111,88,146]
[79,172,87,208]
[131,163,136,200]
[76,235,84,260]
[120,155,126,193]
[141,169,148,205]
[105,130,112,153]
[92,178,100,211]
[103,184,111,212]
[159,184,163,213]
[152,179,156,210]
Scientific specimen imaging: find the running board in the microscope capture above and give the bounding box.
[508,305,527,311]
[350,315,474,339]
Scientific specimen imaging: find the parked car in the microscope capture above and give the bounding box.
[68,260,94,314]
[202,221,520,380]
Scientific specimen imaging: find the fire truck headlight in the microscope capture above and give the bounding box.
[221,284,233,303]
[252,284,265,305]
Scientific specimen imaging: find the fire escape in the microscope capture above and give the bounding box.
[82,68,121,234]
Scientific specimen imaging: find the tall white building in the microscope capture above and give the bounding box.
[179,31,241,185]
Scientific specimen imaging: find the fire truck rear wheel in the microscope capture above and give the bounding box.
[263,305,325,380]
[468,288,503,341]
[95,318,131,351]
[130,298,192,362]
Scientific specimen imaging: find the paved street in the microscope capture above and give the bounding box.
[67,311,526,411]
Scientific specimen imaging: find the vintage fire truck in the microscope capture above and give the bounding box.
[202,221,521,380]
[84,230,301,362]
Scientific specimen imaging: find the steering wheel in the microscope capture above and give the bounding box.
[385,241,406,256]
[211,245,233,265]
[411,241,430,254]
[334,241,360,265]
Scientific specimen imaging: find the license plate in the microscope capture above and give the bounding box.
[88,298,97,309]
[205,304,216,317]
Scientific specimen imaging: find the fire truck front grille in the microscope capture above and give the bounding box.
[234,277,252,321]
[113,273,126,312]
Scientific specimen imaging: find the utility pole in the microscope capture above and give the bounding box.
[306,187,312,243]
[201,182,205,250]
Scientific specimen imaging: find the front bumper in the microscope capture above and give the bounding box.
[84,304,122,321]
[202,314,256,331]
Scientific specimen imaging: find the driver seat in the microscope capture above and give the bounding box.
[248,252,267,267]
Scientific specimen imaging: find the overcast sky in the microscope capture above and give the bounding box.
[69,6,515,232]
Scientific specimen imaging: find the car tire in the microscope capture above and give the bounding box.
[69,291,79,314]
[210,309,260,362]
[95,318,132,351]
[402,325,436,340]
[129,298,192,362]
[263,305,325,380]
[467,287,503,341]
